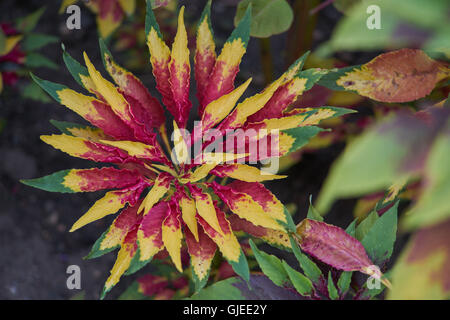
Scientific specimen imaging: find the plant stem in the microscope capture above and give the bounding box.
[259,37,273,84]
[286,0,319,66]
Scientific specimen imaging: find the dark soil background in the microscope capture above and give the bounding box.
[0,0,405,299]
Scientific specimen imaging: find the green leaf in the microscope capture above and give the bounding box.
[228,249,250,283]
[289,236,323,284]
[118,281,149,300]
[190,275,300,300]
[49,120,93,135]
[297,68,329,91]
[355,211,379,241]
[30,73,66,102]
[25,52,58,69]
[249,239,288,287]
[62,48,91,89]
[282,205,296,232]
[84,228,119,259]
[307,195,324,222]
[318,65,361,91]
[125,248,152,275]
[403,131,450,230]
[228,3,252,46]
[361,201,399,265]
[327,272,339,300]
[22,81,51,103]
[0,29,6,54]
[22,33,58,51]
[20,170,74,193]
[316,115,419,213]
[16,7,46,33]
[337,271,352,295]
[362,270,392,299]
[190,277,246,300]
[282,260,314,296]
[145,0,163,40]
[280,126,326,156]
[318,0,450,56]
[339,220,356,294]
[345,219,357,237]
[235,0,293,38]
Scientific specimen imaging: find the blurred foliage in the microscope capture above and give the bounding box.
[234,0,294,38]
[318,0,450,58]
[0,7,57,100]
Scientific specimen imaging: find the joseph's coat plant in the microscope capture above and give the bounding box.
[22,1,351,297]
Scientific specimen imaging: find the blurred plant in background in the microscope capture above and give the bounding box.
[0,7,58,102]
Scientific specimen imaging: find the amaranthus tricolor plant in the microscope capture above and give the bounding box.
[23,1,353,297]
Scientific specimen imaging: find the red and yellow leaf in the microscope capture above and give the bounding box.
[201,7,251,106]
[185,224,217,287]
[168,6,191,128]
[137,201,168,262]
[195,0,216,114]
[100,139,168,164]
[197,203,241,264]
[146,8,175,117]
[189,184,224,236]
[162,200,183,272]
[228,215,291,251]
[336,49,450,103]
[98,203,142,253]
[62,167,140,192]
[177,186,199,241]
[55,87,135,140]
[70,185,144,232]
[41,134,133,164]
[103,228,138,297]
[100,40,165,129]
[201,78,251,131]
[93,0,124,38]
[138,172,172,214]
[210,182,284,231]
[211,164,286,182]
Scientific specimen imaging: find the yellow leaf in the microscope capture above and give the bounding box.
[84,52,132,122]
[172,120,189,164]
[104,237,136,293]
[201,78,251,130]
[162,215,183,272]
[180,195,199,241]
[70,191,130,231]
[215,164,286,182]
[180,164,216,183]
[138,174,171,214]
[193,191,224,236]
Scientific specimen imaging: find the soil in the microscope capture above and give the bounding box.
[0,0,406,300]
